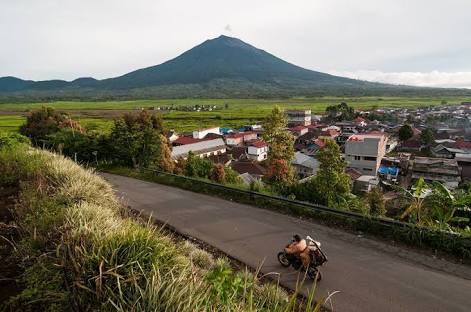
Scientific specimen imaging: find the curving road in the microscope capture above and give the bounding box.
[102,173,471,312]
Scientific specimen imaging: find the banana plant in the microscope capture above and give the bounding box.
[400,177,431,224]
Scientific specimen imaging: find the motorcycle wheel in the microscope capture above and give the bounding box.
[277,252,290,267]
[307,266,322,281]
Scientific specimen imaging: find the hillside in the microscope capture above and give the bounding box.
[1,35,470,100]
[0,140,323,311]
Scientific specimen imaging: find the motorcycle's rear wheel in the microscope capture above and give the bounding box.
[307,266,322,281]
[277,252,290,267]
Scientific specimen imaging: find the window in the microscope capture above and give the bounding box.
[363,156,377,161]
[354,156,361,160]
[363,168,373,171]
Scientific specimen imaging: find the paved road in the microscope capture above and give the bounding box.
[102,173,471,312]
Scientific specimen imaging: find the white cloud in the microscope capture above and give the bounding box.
[328,70,471,89]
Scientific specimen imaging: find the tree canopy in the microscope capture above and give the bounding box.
[398,124,414,142]
[20,106,83,144]
[110,111,166,168]
[262,106,294,163]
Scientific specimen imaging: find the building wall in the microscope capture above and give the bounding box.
[287,110,311,126]
[243,133,258,141]
[193,127,220,139]
[226,137,242,146]
[247,146,268,161]
[345,136,387,175]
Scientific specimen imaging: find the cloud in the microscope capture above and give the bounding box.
[328,70,471,89]
[224,24,232,33]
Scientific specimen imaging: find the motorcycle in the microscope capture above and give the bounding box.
[277,236,327,281]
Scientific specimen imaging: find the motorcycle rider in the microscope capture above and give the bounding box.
[285,234,311,269]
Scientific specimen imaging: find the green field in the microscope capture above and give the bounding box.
[1,96,469,133]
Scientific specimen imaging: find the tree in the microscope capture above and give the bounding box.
[110,111,165,168]
[156,134,174,172]
[266,159,293,184]
[225,167,243,185]
[210,164,226,183]
[325,102,355,121]
[20,106,83,145]
[262,106,294,163]
[368,187,386,217]
[398,124,414,142]
[312,139,351,207]
[420,128,435,147]
[185,152,212,178]
[174,156,187,175]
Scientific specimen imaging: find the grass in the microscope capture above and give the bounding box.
[0,146,329,311]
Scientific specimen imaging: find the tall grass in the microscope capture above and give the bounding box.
[1,147,329,311]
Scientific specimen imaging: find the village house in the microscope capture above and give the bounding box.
[230,159,267,184]
[410,157,461,189]
[289,125,308,138]
[345,133,388,175]
[171,138,226,160]
[291,152,320,179]
[247,140,268,161]
[225,131,257,146]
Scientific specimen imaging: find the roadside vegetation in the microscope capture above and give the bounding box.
[0,136,330,311]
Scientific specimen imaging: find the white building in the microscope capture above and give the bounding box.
[247,140,268,161]
[345,133,388,175]
[171,138,226,159]
[192,127,220,139]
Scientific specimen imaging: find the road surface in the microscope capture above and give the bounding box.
[102,173,471,312]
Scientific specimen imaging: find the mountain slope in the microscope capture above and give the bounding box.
[100,35,355,89]
[1,35,470,99]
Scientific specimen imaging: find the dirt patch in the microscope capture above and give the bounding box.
[0,187,21,305]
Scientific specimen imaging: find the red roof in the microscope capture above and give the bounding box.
[173,136,202,145]
[313,138,326,147]
[250,140,267,148]
[454,138,471,149]
[231,159,267,176]
[402,139,421,148]
[345,168,362,180]
[320,129,339,137]
[227,131,255,139]
[307,124,324,129]
[289,125,307,132]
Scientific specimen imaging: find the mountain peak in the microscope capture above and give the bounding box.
[195,35,254,51]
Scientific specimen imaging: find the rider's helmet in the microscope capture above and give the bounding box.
[293,234,302,242]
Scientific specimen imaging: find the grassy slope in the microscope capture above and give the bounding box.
[1,96,470,133]
[0,146,323,311]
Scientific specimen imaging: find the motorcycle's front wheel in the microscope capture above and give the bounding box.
[277,252,290,267]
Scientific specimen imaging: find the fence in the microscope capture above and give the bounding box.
[140,168,471,262]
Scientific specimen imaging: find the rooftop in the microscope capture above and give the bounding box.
[347,133,385,142]
[249,140,267,148]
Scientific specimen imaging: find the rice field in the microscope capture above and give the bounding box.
[0,96,469,133]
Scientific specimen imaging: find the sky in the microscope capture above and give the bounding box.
[1,0,471,88]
